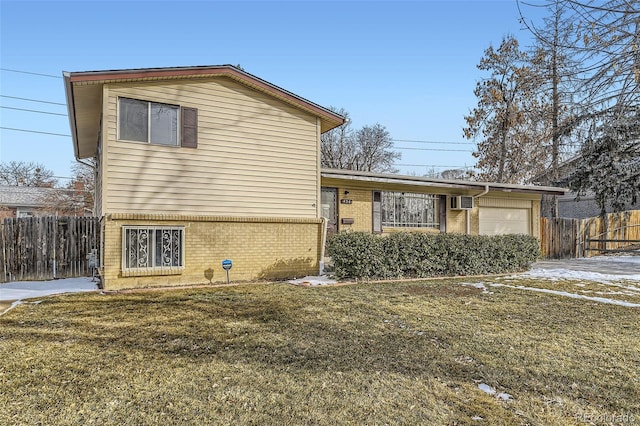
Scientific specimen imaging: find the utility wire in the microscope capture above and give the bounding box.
[395,146,474,152]
[0,127,71,137]
[0,95,66,106]
[393,139,475,145]
[395,163,474,168]
[0,68,62,79]
[1,106,67,116]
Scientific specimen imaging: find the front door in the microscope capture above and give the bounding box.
[321,187,338,234]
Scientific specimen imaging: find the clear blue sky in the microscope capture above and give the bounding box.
[0,0,539,182]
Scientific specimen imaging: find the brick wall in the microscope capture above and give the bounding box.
[336,187,372,232]
[101,214,323,290]
[0,207,16,221]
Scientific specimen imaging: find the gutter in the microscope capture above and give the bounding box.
[474,184,490,199]
[321,170,567,196]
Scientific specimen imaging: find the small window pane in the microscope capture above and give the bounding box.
[150,102,178,145]
[119,98,148,142]
[124,228,152,268]
[155,229,182,267]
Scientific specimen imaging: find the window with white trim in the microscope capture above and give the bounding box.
[381,192,439,228]
[122,226,184,270]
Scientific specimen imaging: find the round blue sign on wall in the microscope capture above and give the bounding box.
[222,259,232,270]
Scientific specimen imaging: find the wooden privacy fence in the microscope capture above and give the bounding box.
[0,216,99,283]
[541,210,640,259]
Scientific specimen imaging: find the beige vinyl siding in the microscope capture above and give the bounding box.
[102,78,319,217]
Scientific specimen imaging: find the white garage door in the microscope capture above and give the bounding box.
[479,207,531,235]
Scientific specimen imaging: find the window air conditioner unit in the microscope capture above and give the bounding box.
[450,195,474,210]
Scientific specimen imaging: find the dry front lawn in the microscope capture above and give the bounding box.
[1,278,638,425]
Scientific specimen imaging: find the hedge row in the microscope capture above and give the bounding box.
[327,231,540,280]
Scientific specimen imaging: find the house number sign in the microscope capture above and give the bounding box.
[340,199,353,204]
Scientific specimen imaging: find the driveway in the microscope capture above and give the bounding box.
[531,256,640,279]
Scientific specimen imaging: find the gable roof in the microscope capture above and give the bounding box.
[321,169,568,196]
[63,65,346,159]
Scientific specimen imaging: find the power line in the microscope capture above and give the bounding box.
[395,163,475,168]
[395,146,474,152]
[0,127,71,137]
[1,106,67,116]
[0,68,62,79]
[0,95,66,106]
[393,139,475,145]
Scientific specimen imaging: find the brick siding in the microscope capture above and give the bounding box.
[100,214,323,290]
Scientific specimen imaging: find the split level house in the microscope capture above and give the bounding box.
[64,65,566,290]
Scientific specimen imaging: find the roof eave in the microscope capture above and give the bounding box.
[63,71,81,160]
[320,169,568,196]
[66,65,346,133]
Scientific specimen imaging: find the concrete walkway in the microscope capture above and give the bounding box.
[0,277,98,302]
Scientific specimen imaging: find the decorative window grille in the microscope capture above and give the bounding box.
[381,192,439,228]
[122,226,184,270]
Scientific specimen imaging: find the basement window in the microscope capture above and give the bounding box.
[381,192,439,228]
[122,226,184,271]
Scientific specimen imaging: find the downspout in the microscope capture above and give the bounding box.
[76,158,95,169]
[319,217,328,275]
[466,185,490,235]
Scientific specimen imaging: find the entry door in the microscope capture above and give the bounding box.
[321,187,338,234]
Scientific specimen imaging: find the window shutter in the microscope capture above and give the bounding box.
[439,194,447,233]
[181,107,198,148]
[372,191,382,233]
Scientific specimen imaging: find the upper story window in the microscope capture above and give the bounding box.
[381,192,439,229]
[118,97,198,148]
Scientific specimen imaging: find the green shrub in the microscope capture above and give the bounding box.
[327,231,540,280]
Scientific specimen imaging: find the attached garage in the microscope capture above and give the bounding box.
[478,198,533,236]
[479,207,531,235]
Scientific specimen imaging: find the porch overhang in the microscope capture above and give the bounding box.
[321,169,568,196]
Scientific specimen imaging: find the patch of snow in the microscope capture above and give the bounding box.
[580,256,640,264]
[518,268,640,284]
[288,275,337,286]
[471,415,484,421]
[0,277,98,302]
[489,283,640,307]
[462,282,488,292]
[497,392,512,401]
[478,383,496,395]
[478,383,512,401]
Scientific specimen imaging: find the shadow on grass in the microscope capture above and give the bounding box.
[1,281,638,415]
